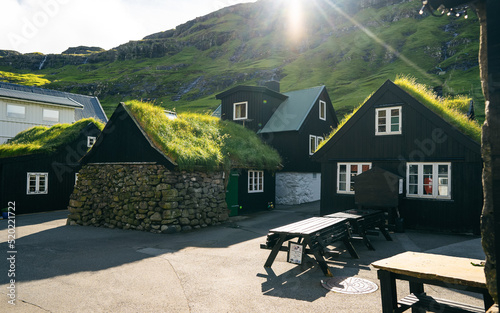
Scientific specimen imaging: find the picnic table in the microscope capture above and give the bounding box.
[260,217,359,277]
[324,208,392,250]
[372,252,493,313]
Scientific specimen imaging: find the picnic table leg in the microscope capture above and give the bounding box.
[264,234,287,268]
[342,237,360,259]
[377,270,398,313]
[305,237,333,277]
[378,220,393,241]
[358,224,376,251]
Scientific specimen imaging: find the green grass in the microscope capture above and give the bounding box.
[0,118,105,158]
[125,100,281,171]
[394,75,481,142]
[0,70,50,86]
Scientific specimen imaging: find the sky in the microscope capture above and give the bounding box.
[0,0,257,54]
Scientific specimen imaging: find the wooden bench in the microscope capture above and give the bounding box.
[372,252,493,313]
[260,217,359,276]
[324,208,392,250]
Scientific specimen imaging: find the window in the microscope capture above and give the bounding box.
[376,106,401,135]
[87,136,97,148]
[309,135,324,155]
[248,170,264,193]
[233,101,248,120]
[337,163,372,194]
[27,173,48,195]
[7,104,26,119]
[407,163,451,199]
[319,100,326,121]
[43,109,59,122]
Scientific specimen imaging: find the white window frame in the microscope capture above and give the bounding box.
[337,163,372,194]
[309,135,324,155]
[7,104,26,119]
[233,101,248,120]
[248,170,264,193]
[43,108,60,122]
[27,173,48,195]
[375,106,402,135]
[87,136,97,148]
[406,162,451,199]
[319,100,326,121]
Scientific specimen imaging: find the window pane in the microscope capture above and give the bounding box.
[409,175,418,184]
[408,185,418,195]
[362,164,370,172]
[310,136,316,154]
[43,109,59,122]
[39,175,46,192]
[29,175,37,192]
[391,108,399,117]
[339,182,346,191]
[339,165,346,173]
[378,110,386,118]
[423,165,433,195]
[350,165,358,173]
[438,165,449,196]
[339,173,346,183]
[409,165,418,174]
[7,105,26,119]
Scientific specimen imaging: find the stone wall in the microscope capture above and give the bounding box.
[275,172,321,205]
[67,163,229,233]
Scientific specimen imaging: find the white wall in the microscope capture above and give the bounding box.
[275,172,321,205]
[0,98,75,143]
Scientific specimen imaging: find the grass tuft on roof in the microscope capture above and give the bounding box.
[125,101,281,171]
[0,118,104,158]
[394,75,481,143]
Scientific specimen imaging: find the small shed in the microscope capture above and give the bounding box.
[353,167,402,209]
[0,118,103,214]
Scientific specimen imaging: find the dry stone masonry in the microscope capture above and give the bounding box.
[67,164,229,233]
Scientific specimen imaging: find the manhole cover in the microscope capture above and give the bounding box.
[321,276,378,294]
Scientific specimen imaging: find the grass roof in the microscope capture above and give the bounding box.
[317,75,481,152]
[0,118,104,158]
[125,101,282,172]
[394,75,481,142]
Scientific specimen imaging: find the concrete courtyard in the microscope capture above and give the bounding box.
[0,202,486,312]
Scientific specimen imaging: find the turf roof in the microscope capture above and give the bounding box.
[0,118,104,158]
[125,101,282,172]
[317,75,481,152]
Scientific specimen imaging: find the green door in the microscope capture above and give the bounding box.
[226,170,239,217]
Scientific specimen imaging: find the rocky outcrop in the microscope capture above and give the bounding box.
[67,164,229,233]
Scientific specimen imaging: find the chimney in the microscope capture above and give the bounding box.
[264,80,280,93]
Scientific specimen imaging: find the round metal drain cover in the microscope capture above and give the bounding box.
[321,276,378,294]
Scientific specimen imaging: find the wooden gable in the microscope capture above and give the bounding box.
[81,103,177,169]
[314,80,481,163]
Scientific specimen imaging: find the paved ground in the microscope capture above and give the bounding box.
[0,202,486,312]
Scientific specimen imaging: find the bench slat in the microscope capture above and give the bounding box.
[398,294,485,313]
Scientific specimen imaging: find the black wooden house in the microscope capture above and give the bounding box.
[0,119,102,214]
[312,80,482,232]
[216,82,338,205]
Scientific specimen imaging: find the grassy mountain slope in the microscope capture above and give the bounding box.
[0,0,483,122]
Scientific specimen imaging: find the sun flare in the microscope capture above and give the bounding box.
[288,0,305,42]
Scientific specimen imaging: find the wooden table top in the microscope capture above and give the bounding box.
[371,251,487,289]
[325,209,383,220]
[269,217,348,235]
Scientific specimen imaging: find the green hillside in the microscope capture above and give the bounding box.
[0,0,483,122]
